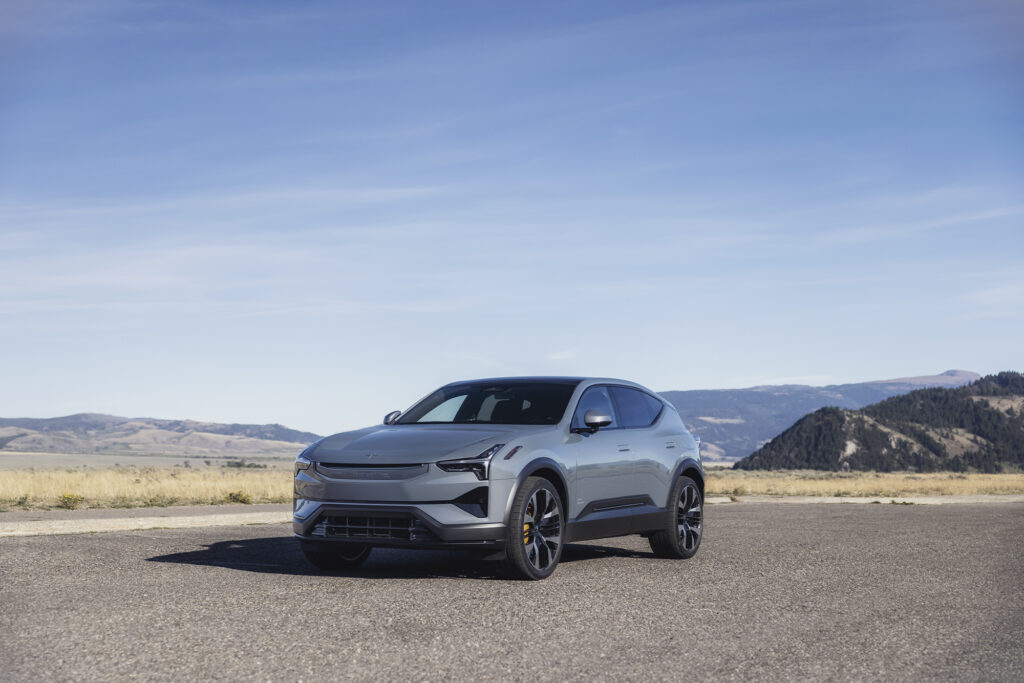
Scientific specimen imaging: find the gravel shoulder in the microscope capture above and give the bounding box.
[3,495,1022,537]
[733,493,1024,505]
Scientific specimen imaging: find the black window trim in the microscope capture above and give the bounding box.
[571,383,665,432]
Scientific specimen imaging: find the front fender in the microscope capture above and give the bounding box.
[498,457,571,526]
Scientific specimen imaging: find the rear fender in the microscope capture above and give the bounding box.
[667,458,704,507]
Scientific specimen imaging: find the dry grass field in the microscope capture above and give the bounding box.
[2,466,1024,509]
[706,469,1024,497]
[0,467,291,509]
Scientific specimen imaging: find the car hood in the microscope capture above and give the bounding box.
[310,424,548,465]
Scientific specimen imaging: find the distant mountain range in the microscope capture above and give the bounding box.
[0,370,983,461]
[660,370,980,462]
[734,372,1024,472]
[0,414,319,457]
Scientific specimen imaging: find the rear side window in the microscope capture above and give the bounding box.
[610,386,663,428]
[641,392,664,422]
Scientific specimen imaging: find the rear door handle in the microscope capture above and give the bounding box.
[617,444,630,452]
[665,441,677,449]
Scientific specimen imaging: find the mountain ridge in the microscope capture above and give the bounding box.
[734,372,1024,472]
[659,370,980,462]
[0,413,320,457]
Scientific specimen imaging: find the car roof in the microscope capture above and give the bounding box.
[442,376,646,388]
[443,376,585,386]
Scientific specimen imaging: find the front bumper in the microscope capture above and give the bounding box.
[293,461,515,549]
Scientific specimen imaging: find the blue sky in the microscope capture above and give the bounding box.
[1,0,1022,434]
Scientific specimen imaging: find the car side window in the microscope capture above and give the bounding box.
[571,386,618,430]
[610,386,662,428]
[641,392,665,423]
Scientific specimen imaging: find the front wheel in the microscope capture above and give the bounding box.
[301,542,371,571]
[649,475,703,559]
[505,477,564,580]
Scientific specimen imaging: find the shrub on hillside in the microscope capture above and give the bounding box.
[57,493,85,510]
[226,490,252,504]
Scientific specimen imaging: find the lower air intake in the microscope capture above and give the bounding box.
[313,514,435,541]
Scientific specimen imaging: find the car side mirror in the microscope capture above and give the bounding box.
[383,411,402,425]
[583,409,612,431]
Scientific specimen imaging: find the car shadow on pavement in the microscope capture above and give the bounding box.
[146,536,654,581]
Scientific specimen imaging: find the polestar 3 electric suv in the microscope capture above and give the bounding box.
[293,377,704,579]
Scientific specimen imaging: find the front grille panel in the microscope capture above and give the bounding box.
[315,463,428,480]
[312,514,436,541]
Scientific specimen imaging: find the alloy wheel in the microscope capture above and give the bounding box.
[522,487,562,572]
[677,481,703,553]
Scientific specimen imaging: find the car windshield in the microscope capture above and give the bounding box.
[397,381,580,425]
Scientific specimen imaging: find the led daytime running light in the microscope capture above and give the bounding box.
[437,443,505,480]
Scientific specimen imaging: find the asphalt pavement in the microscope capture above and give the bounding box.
[1,503,1021,681]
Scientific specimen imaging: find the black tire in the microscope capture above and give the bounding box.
[649,475,703,559]
[504,476,564,580]
[301,542,372,571]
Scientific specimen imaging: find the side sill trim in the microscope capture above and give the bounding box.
[565,504,666,543]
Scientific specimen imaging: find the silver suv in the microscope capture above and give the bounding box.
[293,377,704,579]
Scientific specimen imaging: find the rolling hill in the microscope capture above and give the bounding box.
[659,370,979,462]
[733,372,1024,472]
[0,414,320,457]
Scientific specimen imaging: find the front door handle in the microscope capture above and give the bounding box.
[617,444,630,452]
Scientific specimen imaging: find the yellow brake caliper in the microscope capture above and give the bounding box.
[524,501,532,544]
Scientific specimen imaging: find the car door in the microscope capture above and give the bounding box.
[567,385,637,517]
[609,386,665,506]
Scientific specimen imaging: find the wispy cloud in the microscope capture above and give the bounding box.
[960,285,1024,319]
[0,231,493,320]
[0,185,446,221]
[818,205,1024,246]
[0,0,350,38]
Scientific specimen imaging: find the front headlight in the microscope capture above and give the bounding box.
[436,444,505,480]
[294,441,320,476]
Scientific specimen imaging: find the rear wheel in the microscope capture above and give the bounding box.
[649,475,703,559]
[505,477,564,580]
[301,542,371,570]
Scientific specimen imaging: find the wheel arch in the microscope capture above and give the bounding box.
[668,458,705,507]
[501,457,570,525]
